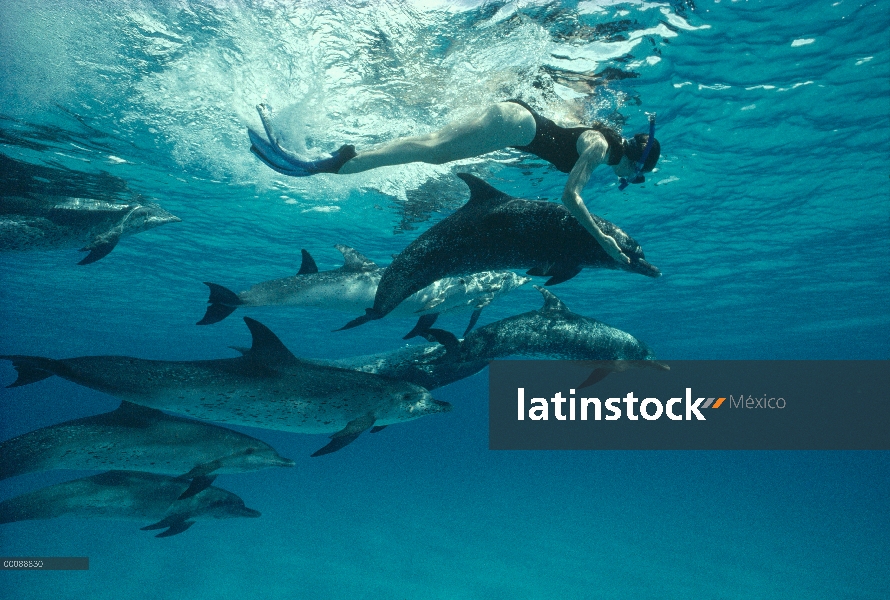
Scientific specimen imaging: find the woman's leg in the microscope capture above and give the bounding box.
[338,102,536,174]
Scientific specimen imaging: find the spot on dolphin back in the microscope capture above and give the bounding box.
[335,244,378,272]
[456,173,514,211]
[242,317,299,367]
[533,285,569,313]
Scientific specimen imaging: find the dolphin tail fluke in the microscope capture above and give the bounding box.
[579,368,611,389]
[198,303,238,326]
[142,516,196,538]
[78,236,120,265]
[0,356,57,388]
[198,282,242,325]
[336,308,383,331]
[423,329,461,362]
[463,308,484,336]
[311,413,375,457]
[403,313,439,340]
[177,475,217,500]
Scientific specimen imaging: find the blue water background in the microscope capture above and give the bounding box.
[1,1,888,598]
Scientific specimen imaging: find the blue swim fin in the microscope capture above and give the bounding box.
[248,104,356,176]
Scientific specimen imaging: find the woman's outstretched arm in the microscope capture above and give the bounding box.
[560,130,631,264]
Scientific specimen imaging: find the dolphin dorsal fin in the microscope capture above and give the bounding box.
[335,244,377,272]
[456,173,513,209]
[243,317,299,367]
[534,285,568,313]
[94,401,159,428]
[297,249,319,275]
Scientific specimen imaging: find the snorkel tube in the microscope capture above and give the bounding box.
[618,112,656,191]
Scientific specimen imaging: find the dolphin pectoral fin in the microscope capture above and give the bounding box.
[297,249,319,275]
[1,356,56,388]
[182,459,225,480]
[403,313,439,340]
[370,425,388,434]
[78,234,120,265]
[311,413,376,457]
[141,518,170,530]
[310,434,361,457]
[579,368,611,389]
[336,308,383,331]
[423,329,461,362]
[141,515,195,537]
[155,520,195,538]
[141,517,196,538]
[463,308,484,336]
[543,264,582,286]
[177,475,217,500]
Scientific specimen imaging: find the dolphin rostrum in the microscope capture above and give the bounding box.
[0,470,260,538]
[0,401,295,499]
[1,318,450,456]
[423,286,668,386]
[339,173,660,330]
[198,244,530,337]
[0,193,180,264]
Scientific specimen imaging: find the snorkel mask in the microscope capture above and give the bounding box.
[618,112,657,191]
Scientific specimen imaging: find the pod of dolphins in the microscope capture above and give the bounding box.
[1,142,666,538]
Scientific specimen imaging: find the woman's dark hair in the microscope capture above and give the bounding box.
[588,124,625,166]
[623,133,661,172]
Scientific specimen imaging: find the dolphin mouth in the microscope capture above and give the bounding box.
[433,399,453,412]
[156,212,182,224]
[634,259,661,278]
[240,507,262,518]
[277,457,297,468]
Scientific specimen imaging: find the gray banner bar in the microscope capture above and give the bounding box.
[1,557,89,570]
[489,360,890,450]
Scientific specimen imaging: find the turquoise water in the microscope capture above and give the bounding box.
[1,0,888,598]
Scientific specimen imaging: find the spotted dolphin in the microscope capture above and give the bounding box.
[1,318,449,456]
[0,470,260,538]
[340,173,660,330]
[0,401,295,499]
[199,244,530,336]
[305,343,488,392]
[423,286,668,386]
[0,193,180,264]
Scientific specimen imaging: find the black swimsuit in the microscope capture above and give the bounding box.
[507,99,622,173]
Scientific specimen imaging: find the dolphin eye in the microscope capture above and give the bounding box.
[245,448,255,455]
